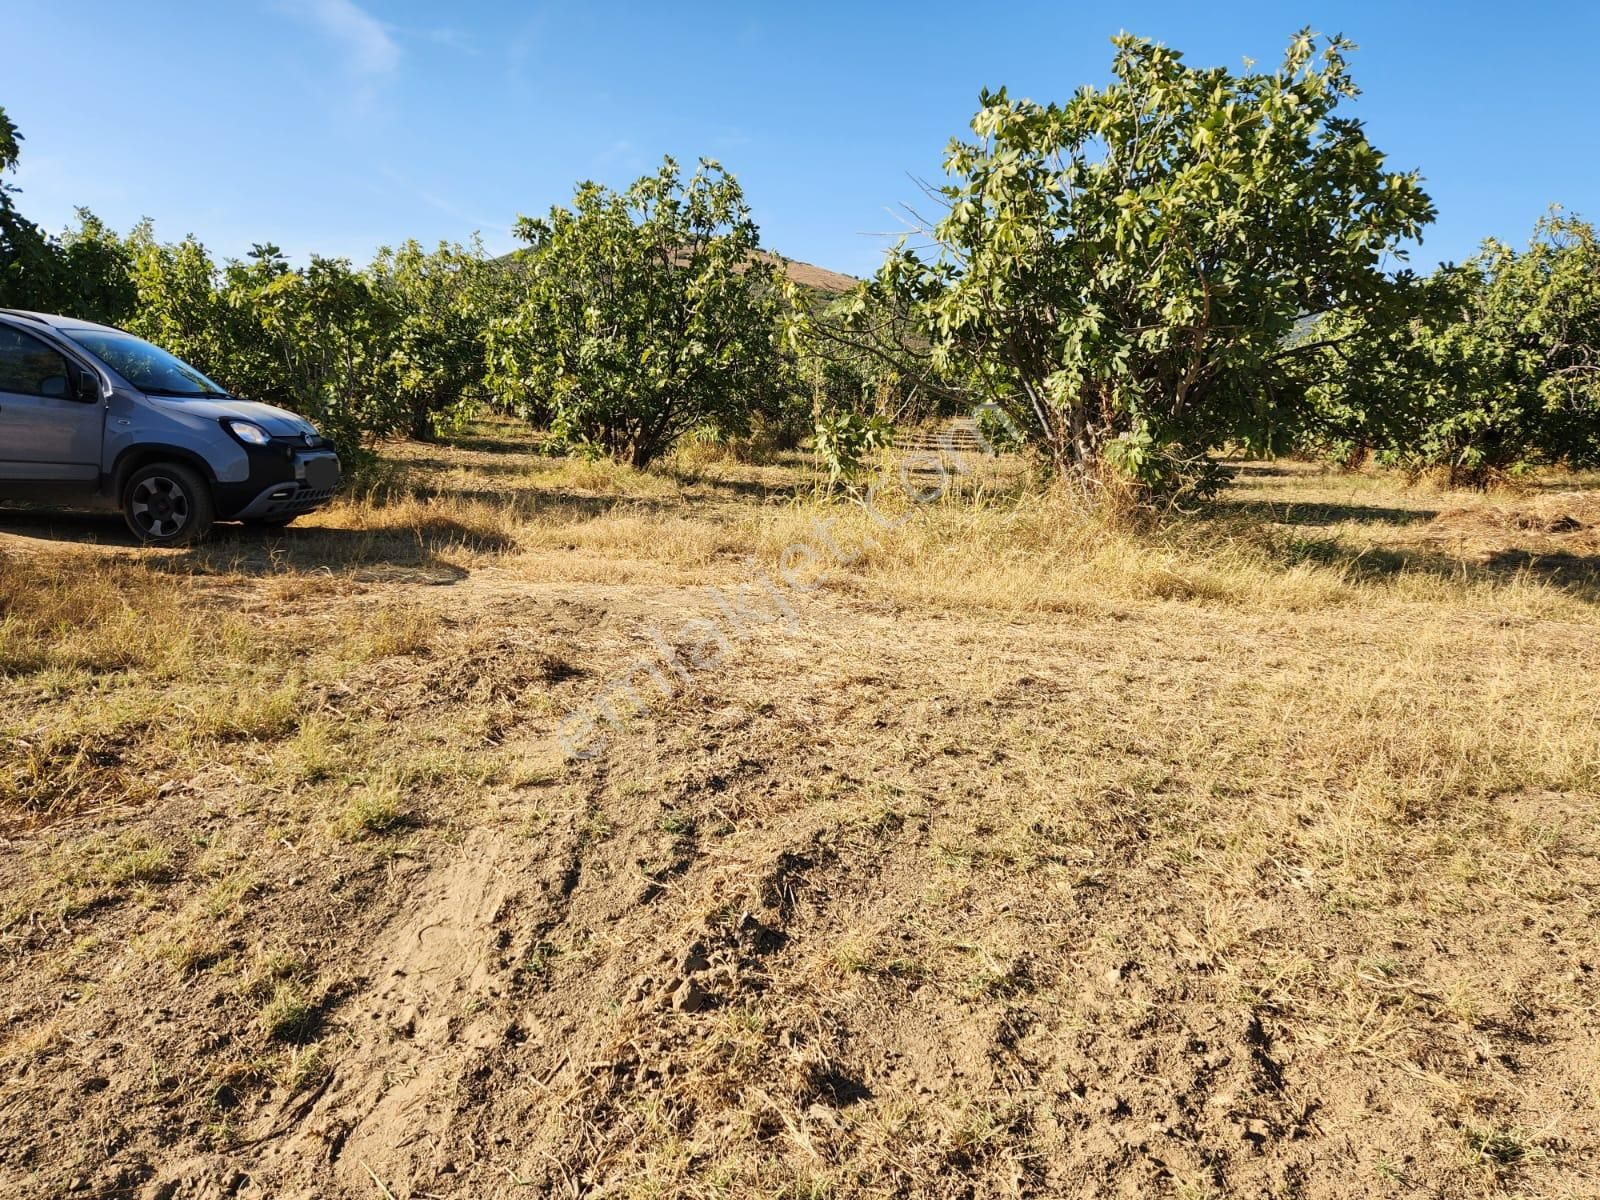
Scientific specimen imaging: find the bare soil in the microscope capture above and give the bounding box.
[2,441,1597,1199]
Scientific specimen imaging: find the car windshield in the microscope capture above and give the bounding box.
[62,328,228,398]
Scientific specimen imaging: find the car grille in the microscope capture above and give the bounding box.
[264,486,338,515]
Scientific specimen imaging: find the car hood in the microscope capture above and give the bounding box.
[151,396,320,439]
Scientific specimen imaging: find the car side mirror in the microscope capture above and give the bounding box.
[76,371,101,402]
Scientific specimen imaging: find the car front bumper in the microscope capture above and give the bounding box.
[218,448,342,519]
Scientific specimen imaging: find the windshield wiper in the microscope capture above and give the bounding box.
[146,388,232,398]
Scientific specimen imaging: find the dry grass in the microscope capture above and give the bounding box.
[2,420,1598,1198]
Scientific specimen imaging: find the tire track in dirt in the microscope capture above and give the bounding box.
[147,817,588,1198]
[136,570,832,1198]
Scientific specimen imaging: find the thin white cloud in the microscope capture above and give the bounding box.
[280,0,400,75]
[422,27,477,54]
[373,165,510,244]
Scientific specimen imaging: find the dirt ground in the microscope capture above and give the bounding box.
[1,432,1597,1199]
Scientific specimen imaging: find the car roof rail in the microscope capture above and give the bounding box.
[0,308,51,325]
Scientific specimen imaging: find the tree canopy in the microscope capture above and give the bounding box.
[881,31,1435,497]
[8,59,1599,499]
[1300,212,1600,483]
[488,157,787,467]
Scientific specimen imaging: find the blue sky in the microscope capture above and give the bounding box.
[4,1,1597,277]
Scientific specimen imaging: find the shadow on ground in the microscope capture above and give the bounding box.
[0,508,494,584]
[1215,498,1440,528]
[1262,525,1600,602]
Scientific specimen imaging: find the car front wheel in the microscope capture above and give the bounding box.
[122,463,215,545]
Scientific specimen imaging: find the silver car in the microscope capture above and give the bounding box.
[0,309,341,544]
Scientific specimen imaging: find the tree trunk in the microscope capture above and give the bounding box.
[408,410,437,442]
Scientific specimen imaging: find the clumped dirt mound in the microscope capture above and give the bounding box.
[1425,494,1600,541]
[1420,496,1600,586]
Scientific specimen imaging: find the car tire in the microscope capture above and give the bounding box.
[122,463,215,546]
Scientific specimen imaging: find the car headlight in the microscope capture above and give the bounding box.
[227,420,271,446]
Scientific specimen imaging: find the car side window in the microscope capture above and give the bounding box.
[0,326,73,399]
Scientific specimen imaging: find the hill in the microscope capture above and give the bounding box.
[753,250,860,295]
